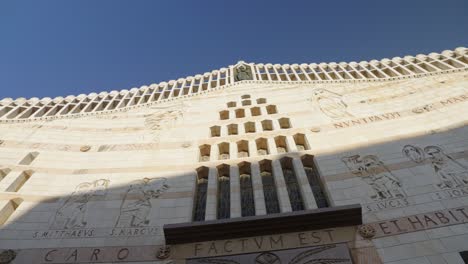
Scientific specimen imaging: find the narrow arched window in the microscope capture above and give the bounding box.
[259,160,280,214]
[266,105,277,114]
[293,133,309,151]
[218,142,230,160]
[261,120,273,131]
[238,162,255,217]
[0,198,23,226]
[302,154,329,208]
[0,168,11,182]
[237,140,249,158]
[6,170,34,192]
[219,110,229,120]
[193,167,209,221]
[280,157,304,211]
[216,164,230,219]
[250,107,261,116]
[199,144,211,162]
[274,136,288,153]
[256,138,269,155]
[19,152,39,165]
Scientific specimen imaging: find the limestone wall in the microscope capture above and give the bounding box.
[0,67,467,263]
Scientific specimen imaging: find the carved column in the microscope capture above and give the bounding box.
[204,167,218,221]
[250,162,266,215]
[292,157,318,210]
[272,160,292,213]
[230,165,241,218]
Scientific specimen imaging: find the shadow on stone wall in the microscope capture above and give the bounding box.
[0,123,467,263]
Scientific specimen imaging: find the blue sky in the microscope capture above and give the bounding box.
[0,0,467,99]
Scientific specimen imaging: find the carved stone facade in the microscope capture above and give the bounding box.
[0,48,467,264]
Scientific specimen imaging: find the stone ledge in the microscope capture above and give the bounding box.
[164,204,362,244]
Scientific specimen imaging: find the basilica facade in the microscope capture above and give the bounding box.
[0,47,467,264]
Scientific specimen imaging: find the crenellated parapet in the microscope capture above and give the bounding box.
[0,47,466,123]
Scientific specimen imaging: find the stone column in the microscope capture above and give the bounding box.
[248,140,258,158]
[205,167,218,221]
[267,138,278,155]
[286,136,298,152]
[272,160,292,213]
[230,165,241,218]
[209,144,218,162]
[250,162,266,215]
[229,142,237,160]
[272,119,281,131]
[292,157,318,210]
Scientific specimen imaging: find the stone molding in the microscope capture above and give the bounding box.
[0,48,466,123]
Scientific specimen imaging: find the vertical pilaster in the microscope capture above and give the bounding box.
[250,162,266,215]
[210,144,218,162]
[230,165,241,218]
[248,140,258,157]
[292,157,318,210]
[272,160,292,213]
[229,142,237,160]
[286,136,298,152]
[267,138,278,155]
[205,167,218,221]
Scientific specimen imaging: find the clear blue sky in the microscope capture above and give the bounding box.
[0,0,467,99]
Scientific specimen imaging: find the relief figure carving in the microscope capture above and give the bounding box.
[115,177,169,227]
[145,104,184,141]
[404,144,468,189]
[235,65,253,81]
[342,155,406,200]
[310,88,353,119]
[50,179,109,229]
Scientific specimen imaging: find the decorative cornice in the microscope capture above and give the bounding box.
[0,47,466,123]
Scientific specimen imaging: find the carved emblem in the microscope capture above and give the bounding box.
[358,224,376,239]
[80,145,91,152]
[414,104,433,113]
[181,142,192,148]
[0,250,16,264]
[156,245,171,260]
[310,127,321,133]
[255,252,280,264]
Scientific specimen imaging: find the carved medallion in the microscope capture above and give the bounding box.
[80,145,91,152]
[0,250,16,264]
[156,245,171,260]
[255,252,280,264]
[358,224,376,239]
[310,127,321,133]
